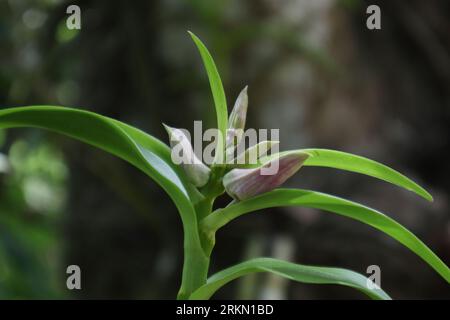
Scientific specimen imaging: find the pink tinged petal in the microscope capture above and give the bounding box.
[223,151,309,200]
[163,124,211,187]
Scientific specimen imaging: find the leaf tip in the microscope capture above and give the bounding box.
[423,190,434,202]
[187,30,200,42]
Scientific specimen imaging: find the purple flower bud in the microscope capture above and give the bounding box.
[223,151,309,200]
[164,124,211,187]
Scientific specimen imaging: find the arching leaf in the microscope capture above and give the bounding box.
[300,149,432,201]
[0,106,207,297]
[190,257,391,300]
[202,189,450,283]
[247,149,432,201]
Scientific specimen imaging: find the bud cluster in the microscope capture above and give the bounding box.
[164,87,309,199]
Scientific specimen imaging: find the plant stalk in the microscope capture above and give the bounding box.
[176,240,210,299]
[177,193,220,298]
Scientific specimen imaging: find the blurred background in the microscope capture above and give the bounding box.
[0,0,449,299]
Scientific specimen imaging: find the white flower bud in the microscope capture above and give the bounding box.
[164,124,210,187]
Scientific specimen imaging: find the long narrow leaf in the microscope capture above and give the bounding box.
[0,106,186,194]
[301,149,433,201]
[251,149,432,201]
[202,189,450,283]
[0,106,208,297]
[189,257,391,300]
[189,31,228,163]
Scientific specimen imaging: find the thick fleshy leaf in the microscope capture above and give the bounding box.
[189,31,228,164]
[0,106,208,297]
[202,189,450,283]
[189,257,391,300]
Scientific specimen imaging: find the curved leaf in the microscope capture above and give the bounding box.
[301,149,433,201]
[189,31,228,163]
[250,149,432,201]
[0,106,188,195]
[111,120,203,202]
[0,106,208,297]
[202,189,450,283]
[189,257,391,300]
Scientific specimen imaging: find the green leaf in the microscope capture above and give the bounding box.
[202,189,450,284]
[189,31,228,163]
[301,149,433,201]
[0,106,208,297]
[189,257,391,300]
[0,106,186,194]
[258,149,432,201]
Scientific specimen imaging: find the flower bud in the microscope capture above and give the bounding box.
[164,124,210,187]
[223,151,309,200]
[228,140,280,166]
[225,128,244,162]
[228,86,248,131]
[225,87,248,163]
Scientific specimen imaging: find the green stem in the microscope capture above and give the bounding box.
[195,196,216,255]
[177,197,216,299]
[177,166,227,299]
[201,207,230,233]
[196,197,214,221]
[176,197,213,299]
[177,238,210,299]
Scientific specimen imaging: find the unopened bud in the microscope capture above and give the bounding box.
[164,124,211,187]
[228,86,248,131]
[229,140,280,166]
[225,128,244,162]
[223,151,309,200]
[225,87,249,162]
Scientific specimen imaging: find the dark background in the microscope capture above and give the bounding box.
[0,0,449,299]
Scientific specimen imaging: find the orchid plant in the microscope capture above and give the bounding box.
[0,32,448,300]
